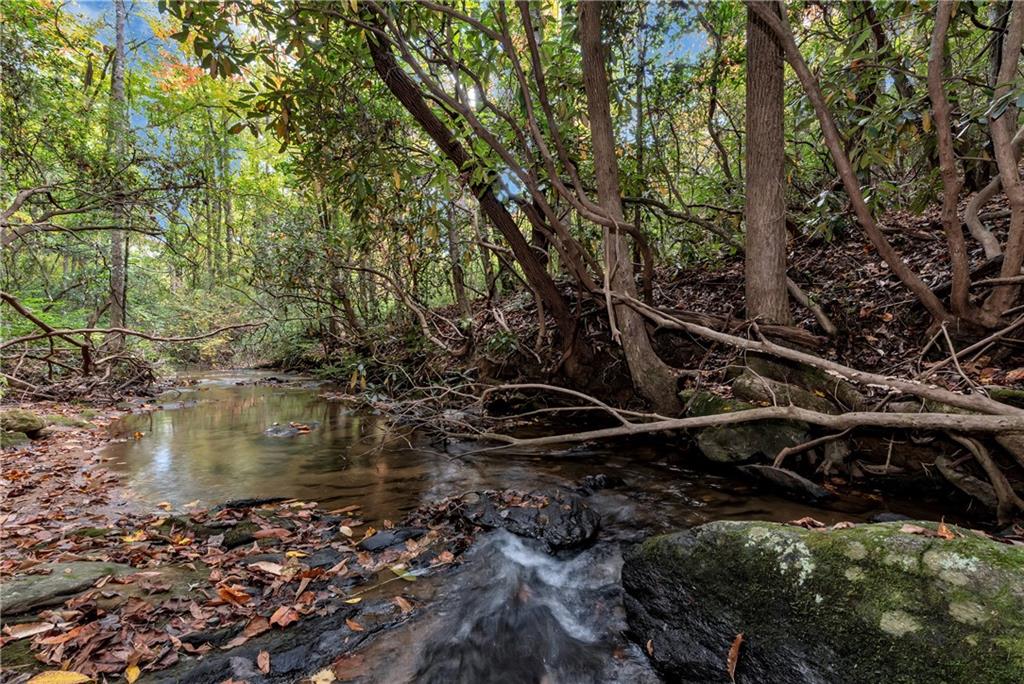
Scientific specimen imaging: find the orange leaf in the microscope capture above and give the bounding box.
[270,605,300,627]
[216,584,252,606]
[345,617,364,632]
[726,633,744,683]
[253,528,291,540]
[257,650,271,674]
[936,518,955,540]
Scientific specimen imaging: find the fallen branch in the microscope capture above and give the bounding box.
[475,403,1024,449]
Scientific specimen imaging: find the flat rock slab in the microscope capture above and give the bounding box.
[3,561,136,614]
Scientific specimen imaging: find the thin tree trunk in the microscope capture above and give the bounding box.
[107,0,128,348]
[447,203,471,317]
[927,2,975,322]
[744,3,791,324]
[364,27,588,376]
[984,3,1024,317]
[578,1,679,414]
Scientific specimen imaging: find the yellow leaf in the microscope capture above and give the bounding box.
[285,550,309,558]
[125,665,140,683]
[343,597,362,604]
[27,672,92,684]
[922,110,932,133]
[392,168,401,189]
[121,530,147,543]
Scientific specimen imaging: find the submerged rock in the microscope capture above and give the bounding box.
[623,520,1024,683]
[358,527,428,552]
[263,421,320,438]
[0,409,46,438]
[461,489,600,550]
[3,561,136,614]
[736,464,833,502]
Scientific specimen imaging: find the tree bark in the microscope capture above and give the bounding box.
[447,203,471,318]
[107,0,128,347]
[364,27,587,373]
[927,2,975,322]
[749,1,950,324]
[744,4,791,324]
[984,3,1024,317]
[578,1,680,414]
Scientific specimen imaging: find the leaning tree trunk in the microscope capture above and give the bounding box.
[744,3,791,325]
[578,2,680,414]
[107,0,128,348]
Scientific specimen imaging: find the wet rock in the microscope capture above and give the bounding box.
[623,520,1024,683]
[575,473,626,495]
[736,465,833,502]
[3,561,136,614]
[870,512,913,523]
[212,497,288,512]
[358,527,428,552]
[681,390,809,464]
[149,602,398,683]
[305,548,346,569]
[731,370,838,413]
[0,409,45,438]
[263,421,320,438]
[462,489,600,550]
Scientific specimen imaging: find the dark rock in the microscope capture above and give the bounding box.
[305,548,346,569]
[623,520,1024,683]
[462,489,600,550]
[681,390,809,464]
[736,464,833,502]
[358,527,428,552]
[212,497,288,512]
[870,512,913,523]
[575,474,626,495]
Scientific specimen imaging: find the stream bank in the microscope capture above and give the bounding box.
[2,372,1022,683]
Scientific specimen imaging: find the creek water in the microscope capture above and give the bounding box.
[104,371,944,683]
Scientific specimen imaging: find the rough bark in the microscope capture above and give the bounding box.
[984,3,1024,317]
[107,0,128,347]
[744,4,791,324]
[927,2,975,322]
[364,28,581,365]
[578,1,680,414]
[749,1,950,324]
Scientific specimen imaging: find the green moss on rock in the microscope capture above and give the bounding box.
[624,520,1024,683]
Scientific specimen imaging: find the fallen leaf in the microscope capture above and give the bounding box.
[726,633,744,683]
[257,650,271,674]
[936,518,955,540]
[389,565,416,582]
[339,525,353,538]
[253,527,291,540]
[157,501,173,511]
[216,584,252,606]
[249,561,284,576]
[3,621,54,640]
[343,597,362,604]
[121,530,147,543]
[435,550,455,564]
[1005,367,1024,383]
[392,596,413,614]
[270,605,300,627]
[345,617,364,632]
[788,517,825,529]
[222,616,271,649]
[26,672,92,684]
[125,665,140,683]
[645,639,654,656]
[285,550,309,558]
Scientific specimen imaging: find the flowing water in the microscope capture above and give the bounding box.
[104,371,946,683]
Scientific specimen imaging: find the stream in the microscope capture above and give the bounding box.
[103,371,947,683]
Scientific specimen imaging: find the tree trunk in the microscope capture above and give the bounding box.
[744,4,791,325]
[447,203,471,318]
[578,1,680,414]
[107,0,128,347]
[984,3,1024,317]
[364,27,587,373]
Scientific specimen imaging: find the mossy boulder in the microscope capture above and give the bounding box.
[728,355,867,411]
[2,561,136,614]
[682,390,808,464]
[731,370,837,414]
[0,409,46,437]
[623,520,1024,683]
[1,430,30,448]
